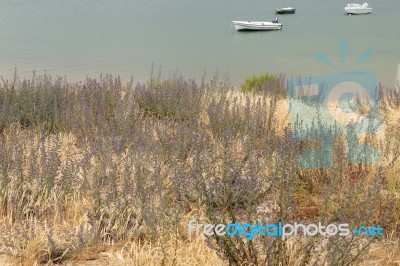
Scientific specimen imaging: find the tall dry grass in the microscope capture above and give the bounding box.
[0,72,398,265]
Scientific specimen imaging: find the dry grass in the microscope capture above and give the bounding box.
[0,74,399,265]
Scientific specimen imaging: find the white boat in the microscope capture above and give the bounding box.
[344,3,372,15]
[232,19,282,31]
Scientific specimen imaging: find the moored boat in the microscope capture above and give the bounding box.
[344,3,372,15]
[276,7,296,14]
[232,19,282,31]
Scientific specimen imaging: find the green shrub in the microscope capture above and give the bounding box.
[240,72,276,93]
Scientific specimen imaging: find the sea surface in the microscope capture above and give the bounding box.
[0,0,399,87]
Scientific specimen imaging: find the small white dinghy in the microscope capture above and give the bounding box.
[344,3,372,15]
[232,18,282,31]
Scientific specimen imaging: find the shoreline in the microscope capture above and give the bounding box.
[0,67,398,91]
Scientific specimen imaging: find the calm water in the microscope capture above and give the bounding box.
[0,0,399,87]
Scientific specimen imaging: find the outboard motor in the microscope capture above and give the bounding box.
[272,17,279,23]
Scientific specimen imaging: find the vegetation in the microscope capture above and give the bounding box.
[241,73,274,92]
[0,71,399,265]
[241,72,285,95]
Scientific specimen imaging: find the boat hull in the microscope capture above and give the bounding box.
[345,8,372,14]
[232,21,282,31]
[276,8,296,14]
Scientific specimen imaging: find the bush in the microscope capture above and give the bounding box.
[241,73,287,100]
[134,74,205,120]
[240,73,276,93]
